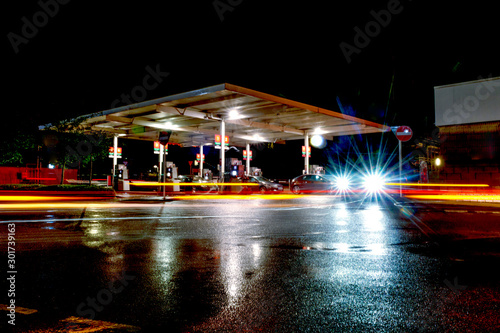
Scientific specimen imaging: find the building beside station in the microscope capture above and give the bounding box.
[434,76,500,186]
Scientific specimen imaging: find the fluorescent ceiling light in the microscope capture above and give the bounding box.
[228,109,239,119]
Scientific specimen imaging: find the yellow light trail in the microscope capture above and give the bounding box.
[385,183,490,187]
[0,194,306,209]
[0,202,127,209]
[0,196,105,201]
[174,194,304,200]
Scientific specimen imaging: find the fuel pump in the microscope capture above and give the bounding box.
[230,165,239,178]
[113,164,128,190]
[113,165,121,190]
[313,166,325,175]
[204,170,213,181]
[252,168,262,177]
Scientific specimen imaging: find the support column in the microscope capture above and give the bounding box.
[199,144,204,177]
[162,144,167,199]
[304,133,309,174]
[158,144,164,183]
[113,135,118,176]
[399,141,402,197]
[220,120,225,181]
[246,142,251,176]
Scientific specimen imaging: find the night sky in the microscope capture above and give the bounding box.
[4,0,499,176]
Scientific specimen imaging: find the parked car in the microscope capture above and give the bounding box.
[290,174,336,194]
[172,175,195,192]
[190,175,217,193]
[176,175,194,183]
[242,176,284,194]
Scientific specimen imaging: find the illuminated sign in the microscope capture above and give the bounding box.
[301,146,311,157]
[215,135,229,149]
[243,150,252,160]
[108,147,122,158]
[196,154,205,161]
[153,141,168,154]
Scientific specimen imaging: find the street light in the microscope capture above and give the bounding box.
[434,157,442,182]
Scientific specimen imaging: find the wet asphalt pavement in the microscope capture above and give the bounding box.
[1,195,499,332]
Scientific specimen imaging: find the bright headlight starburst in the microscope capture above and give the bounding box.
[363,173,386,193]
[335,175,351,192]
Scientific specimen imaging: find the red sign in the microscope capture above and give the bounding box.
[395,126,412,142]
[154,141,167,154]
[108,147,122,158]
[302,146,311,157]
[243,150,252,160]
[215,135,229,148]
[108,147,122,154]
[196,154,205,161]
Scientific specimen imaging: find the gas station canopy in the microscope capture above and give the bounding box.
[59,83,389,146]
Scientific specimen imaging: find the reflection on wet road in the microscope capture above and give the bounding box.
[1,196,499,332]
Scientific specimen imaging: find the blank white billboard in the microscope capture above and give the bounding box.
[434,76,500,126]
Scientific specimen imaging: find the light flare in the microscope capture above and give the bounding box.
[363,173,386,193]
[334,175,351,192]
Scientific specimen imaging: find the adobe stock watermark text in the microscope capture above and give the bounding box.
[6,224,17,326]
[7,0,71,54]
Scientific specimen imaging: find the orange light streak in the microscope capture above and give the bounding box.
[0,194,307,209]
[0,202,124,209]
[385,183,490,187]
[173,194,303,200]
[0,196,107,201]
[130,182,259,186]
